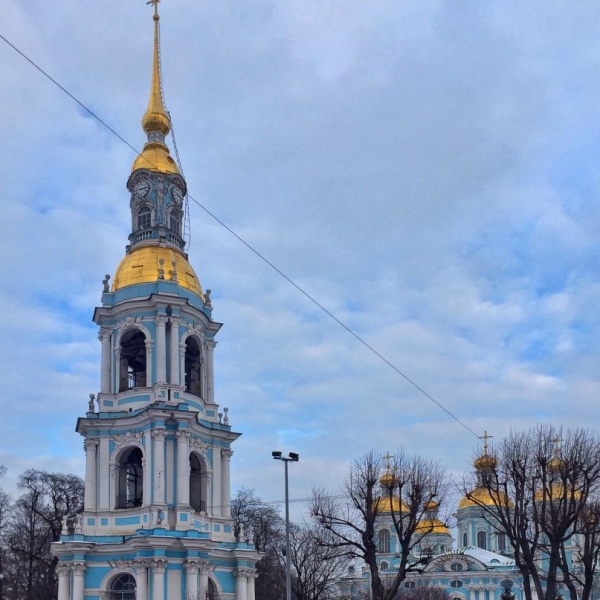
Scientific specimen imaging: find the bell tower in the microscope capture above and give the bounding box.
[52,5,260,599]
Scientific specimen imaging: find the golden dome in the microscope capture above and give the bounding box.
[415,518,450,536]
[423,500,439,511]
[374,496,410,514]
[380,471,396,487]
[474,453,497,471]
[534,482,582,502]
[131,142,180,174]
[458,486,512,510]
[112,245,203,298]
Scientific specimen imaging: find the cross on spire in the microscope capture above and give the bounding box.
[383,451,393,471]
[147,0,160,19]
[479,431,493,454]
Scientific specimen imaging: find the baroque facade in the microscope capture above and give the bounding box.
[51,5,260,599]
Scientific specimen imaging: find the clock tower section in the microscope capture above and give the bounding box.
[52,7,260,600]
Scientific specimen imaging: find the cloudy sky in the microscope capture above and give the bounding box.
[2,1,600,522]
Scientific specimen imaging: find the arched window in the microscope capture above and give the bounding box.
[169,210,181,236]
[462,532,468,547]
[190,453,206,513]
[497,532,507,551]
[477,530,487,550]
[206,580,218,600]
[185,337,202,397]
[117,447,143,509]
[111,573,136,600]
[120,330,147,391]
[378,529,390,554]
[137,207,152,231]
[380,561,389,570]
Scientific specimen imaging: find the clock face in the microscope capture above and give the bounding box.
[173,187,184,205]
[134,180,150,197]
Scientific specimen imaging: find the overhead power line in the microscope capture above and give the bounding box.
[0,32,480,440]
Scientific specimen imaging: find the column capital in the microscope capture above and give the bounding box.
[222,449,233,461]
[155,314,168,326]
[184,559,200,574]
[151,558,168,573]
[235,567,251,580]
[99,327,112,341]
[152,427,167,441]
[56,563,71,577]
[71,562,86,575]
[85,439,99,451]
[199,561,215,575]
[134,559,151,573]
[176,429,192,442]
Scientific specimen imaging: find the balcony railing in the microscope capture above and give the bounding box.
[190,495,206,513]
[116,493,143,509]
[119,371,146,392]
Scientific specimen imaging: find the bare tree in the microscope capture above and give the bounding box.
[312,450,448,600]
[288,522,350,600]
[231,488,285,600]
[463,426,600,600]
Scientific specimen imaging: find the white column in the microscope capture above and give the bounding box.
[235,569,248,600]
[145,339,154,387]
[176,430,190,506]
[221,449,233,517]
[179,342,186,389]
[152,560,167,600]
[72,563,85,600]
[99,327,111,393]
[115,346,121,394]
[199,562,214,600]
[184,560,199,600]
[84,439,98,511]
[155,315,167,383]
[169,317,180,385]
[152,428,167,505]
[98,438,110,509]
[247,571,257,600]
[142,433,151,507]
[206,339,216,404]
[56,563,70,600]
[135,561,149,600]
[212,448,222,517]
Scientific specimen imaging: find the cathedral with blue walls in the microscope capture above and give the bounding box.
[51,5,260,599]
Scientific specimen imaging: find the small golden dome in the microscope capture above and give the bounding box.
[534,482,581,502]
[423,500,439,511]
[112,245,203,298]
[458,486,512,510]
[415,518,450,536]
[131,142,180,174]
[374,497,410,514]
[474,453,497,471]
[380,471,396,487]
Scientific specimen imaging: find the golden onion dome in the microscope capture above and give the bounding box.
[374,496,410,514]
[534,482,582,503]
[473,453,497,471]
[112,246,203,298]
[131,142,180,175]
[423,500,439,511]
[457,486,512,510]
[380,471,396,487]
[415,518,450,536]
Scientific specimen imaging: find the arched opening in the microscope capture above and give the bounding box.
[462,532,468,547]
[497,532,507,552]
[117,447,143,509]
[137,206,152,231]
[185,337,202,397]
[110,573,136,600]
[120,330,147,392]
[377,529,390,554]
[190,453,206,513]
[169,210,181,236]
[206,579,218,600]
[477,530,487,550]
[380,561,389,571]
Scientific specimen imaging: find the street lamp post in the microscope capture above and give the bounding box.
[272,451,299,600]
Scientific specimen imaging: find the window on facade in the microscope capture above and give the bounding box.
[498,532,507,552]
[462,532,468,547]
[190,453,206,513]
[119,330,147,392]
[116,447,143,509]
[169,211,181,236]
[205,580,218,600]
[450,562,463,572]
[380,561,389,571]
[137,207,152,231]
[405,581,416,589]
[111,573,136,600]
[378,529,390,554]
[477,531,487,550]
[185,337,202,397]
[451,581,463,588]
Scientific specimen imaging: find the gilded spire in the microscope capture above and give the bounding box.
[131,0,180,174]
[142,0,170,137]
